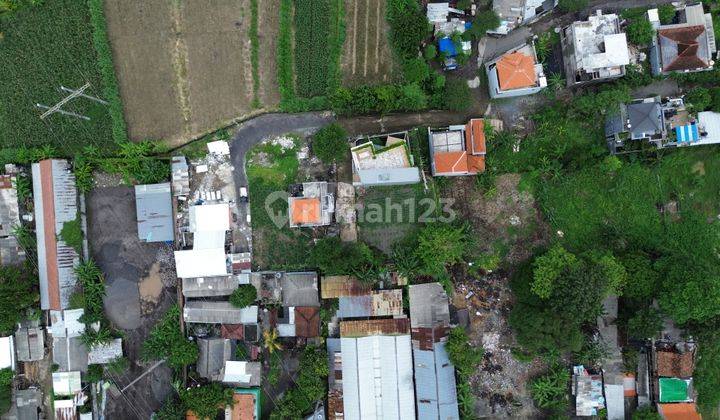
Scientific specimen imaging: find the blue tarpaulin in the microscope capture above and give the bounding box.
[675,123,699,143]
[438,37,457,57]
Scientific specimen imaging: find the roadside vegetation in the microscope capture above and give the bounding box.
[142,305,199,371]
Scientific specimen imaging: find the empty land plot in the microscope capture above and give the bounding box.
[341,0,397,87]
[257,0,281,106]
[104,0,181,143]
[105,0,279,145]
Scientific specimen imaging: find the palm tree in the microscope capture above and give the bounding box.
[262,329,283,354]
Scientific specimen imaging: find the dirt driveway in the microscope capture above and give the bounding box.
[86,185,178,419]
[105,0,280,145]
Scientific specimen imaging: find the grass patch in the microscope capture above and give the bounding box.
[249,0,260,108]
[60,217,83,254]
[0,0,119,154]
[246,136,314,270]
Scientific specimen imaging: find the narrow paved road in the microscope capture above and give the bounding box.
[481,0,678,61]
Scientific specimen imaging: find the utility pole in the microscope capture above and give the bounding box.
[35,82,107,121]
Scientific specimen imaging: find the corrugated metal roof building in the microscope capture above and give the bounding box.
[320,275,371,299]
[16,388,42,420]
[15,327,44,362]
[339,334,415,420]
[409,283,459,419]
[281,272,320,307]
[197,338,233,381]
[171,156,190,197]
[32,159,79,310]
[0,174,20,237]
[337,289,404,319]
[182,276,238,297]
[183,301,258,324]
[221,361,262,387]
[135,183,173,243]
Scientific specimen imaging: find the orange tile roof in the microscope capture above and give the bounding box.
[230,393,256,420]
[290,198,321,225]
[658,403,701,420]
[467,155,485,174]
[465,119,486,155]
[497,51,537,91]
[433,151,468,175]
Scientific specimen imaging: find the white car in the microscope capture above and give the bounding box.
[246,213,251,224]
[239,186,248,202]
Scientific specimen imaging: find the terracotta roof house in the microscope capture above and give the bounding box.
[656,350,695,378]
[561,11,630,86]
[350,132,421,186]
[657,402,701,420]
[288,182,335,228]
[485,43,546,99]
[649,4,716,75]
[229,389,261,420]
[32,159,80,310]
[428,119,487,176]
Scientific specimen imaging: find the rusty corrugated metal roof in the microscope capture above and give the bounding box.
[339,318,409,337]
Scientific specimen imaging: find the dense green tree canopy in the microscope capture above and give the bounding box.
[0,266,38,335]
[312,123,348,164]
[309,237,381,280]
[180,384,233,420]
[142,305,198,370]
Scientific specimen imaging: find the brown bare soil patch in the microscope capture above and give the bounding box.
[105,0,280,146]
[341,0,397,87]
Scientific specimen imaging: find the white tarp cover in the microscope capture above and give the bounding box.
[174,249,228,278]
[207,141,230,155]
[189,204,230,232]
[0,336,15,370]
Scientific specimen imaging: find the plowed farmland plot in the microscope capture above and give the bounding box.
[105,0,279,145]
[341,0,397,87]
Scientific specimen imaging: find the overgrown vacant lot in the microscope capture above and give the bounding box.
[341,0,397,87]
[0,0,114,154]
[104,0,279,145]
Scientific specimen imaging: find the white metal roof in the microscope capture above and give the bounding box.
[696,112,720,146]
[207,140,230,155]
[52,371,81,395]
[49,309,85,338]
[192,230,226,250]
[174,248,228,278]
[340,334,415,420]
[427,3,449,23]
[222,361,254,383]
[189,203,230,232]
[0,336,15,370]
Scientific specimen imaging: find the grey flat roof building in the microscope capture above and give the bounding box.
[135,183,173,243]
[197,338,233,381]
[15,327,44,362]
[183,301,258,324]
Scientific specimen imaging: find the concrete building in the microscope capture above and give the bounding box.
[350,132,421,187]
[561,11,630,86]
[429,119,486,176]
[489,0,558,35]
[485,43,546,99]
[649,3,716,76]
[221,361,262,387]
[15,327,44,362]
[409,283,459,420]
[50,309,88,373]
[0,173,25,266]
[88,338,123,365]
[32,159,79,310]
[135,183,173,243]
[197,338,233,381]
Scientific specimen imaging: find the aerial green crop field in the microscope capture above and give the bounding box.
[0,0,115,154]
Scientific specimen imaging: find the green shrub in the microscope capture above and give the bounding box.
[309,237,381,279]
[312,123,348,163]
[711,87,720,112]
[402,58,430,84]
[0,368,12,415]
[558,0,588,12]
[658,4,676,24]
[180,383,233,420]
[464,10,500,39]
[249,0,260,108]
[633,406,661,420]
[686,86,711,111]
[229,284,257,308]
[87,0,129,145]
[626,18,654,46]
[440,78,472,111]
[270,346,328,419]
[0,265,38,336]
[60,217,83,253]
[423,44,437,60]
[386,0,429,63]
[626,306,662,339]
[530,362,570,413]
[142,305,199,370]
[86,364,104,383]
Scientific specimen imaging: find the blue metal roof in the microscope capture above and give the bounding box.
[413,342,460,420]
[337,295,372,318]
